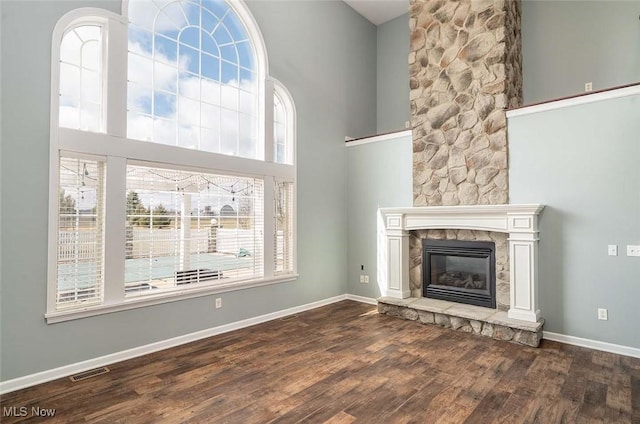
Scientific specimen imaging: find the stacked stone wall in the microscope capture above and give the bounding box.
[409,0,523,206]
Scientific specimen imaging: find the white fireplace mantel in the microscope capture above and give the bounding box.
[379,204,544,323]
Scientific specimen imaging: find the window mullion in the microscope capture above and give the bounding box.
[264,79,274,162]
[263,177,275,279]
[180,194,192,271]
[105,18,128,138]
[103,156,127,304]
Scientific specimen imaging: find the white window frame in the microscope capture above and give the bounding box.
[47,2,297,323]
[273,79,296,165]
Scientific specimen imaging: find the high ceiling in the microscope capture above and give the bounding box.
[343,0,409,26]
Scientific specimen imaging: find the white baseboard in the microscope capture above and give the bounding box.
[345,294,378,305]
[543,331,640,359]
[0,294,352,395]
[8,296,638,395]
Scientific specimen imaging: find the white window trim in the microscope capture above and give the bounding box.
[46,274,298,324]
[271,78,297,274]
[47,1,297,323]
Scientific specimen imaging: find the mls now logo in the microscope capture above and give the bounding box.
[3,407,28,417]
[3,406,56,417]
[31,407,57,417]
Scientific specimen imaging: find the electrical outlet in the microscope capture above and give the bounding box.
[585,82,593,92]
[597,308,608,320]
[363,275,369,284]
[359,275,364,283]
[215,298,222,309]
[608,245,618,256]
[627,245,640,257]
[405,120,411,129]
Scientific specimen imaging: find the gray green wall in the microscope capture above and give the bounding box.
[373,2,640,107]
[0,0,376,382]
[522,0,640,104]
[376,13,410,133]
[346,135,413,299]
[345,1,640,350]
[509,94,640,348]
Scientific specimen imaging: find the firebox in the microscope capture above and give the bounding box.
[422,239,496,309]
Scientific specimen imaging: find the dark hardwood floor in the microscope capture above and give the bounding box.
[2,300,639,423]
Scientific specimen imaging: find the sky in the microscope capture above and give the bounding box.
[59,0,261,158]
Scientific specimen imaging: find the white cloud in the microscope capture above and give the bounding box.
[125,59,259,156]
[59,12,261,159]
[59,26,103,132]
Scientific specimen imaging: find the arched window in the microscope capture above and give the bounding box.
[126,0,261,158]
[273,81,295,165]
[59,25,104,132]
[47,1,296,322]
[273,92,286,163]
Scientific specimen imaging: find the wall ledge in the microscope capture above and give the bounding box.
[345,129,411,147]
[507,83,640,118]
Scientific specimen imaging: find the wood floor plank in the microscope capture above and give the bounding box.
[576,380,607,423]
[631,371,640,424]
[322,411,356,424]
[489,392,535,424]
[1,300,638,423]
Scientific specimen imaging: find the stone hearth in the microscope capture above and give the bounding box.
[377,297,543,347]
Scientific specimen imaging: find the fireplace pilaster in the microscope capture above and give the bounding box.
[384,213,410,299]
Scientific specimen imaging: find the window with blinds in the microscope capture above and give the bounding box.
[57,157,106,309]
[274,180,294,275]
[125,164,264,297]
[49,1,297,321]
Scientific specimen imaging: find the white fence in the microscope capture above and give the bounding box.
[58,230,100,262]
[128,228,210,257]
[211,229,257,255]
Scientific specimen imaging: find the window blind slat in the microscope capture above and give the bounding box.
[274,180,293,275]
[56,157,106,309]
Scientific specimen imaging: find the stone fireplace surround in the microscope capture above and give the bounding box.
[377,204,545,347]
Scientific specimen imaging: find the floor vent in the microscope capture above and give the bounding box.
[279,314,298,321]
[69,367,110,382]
